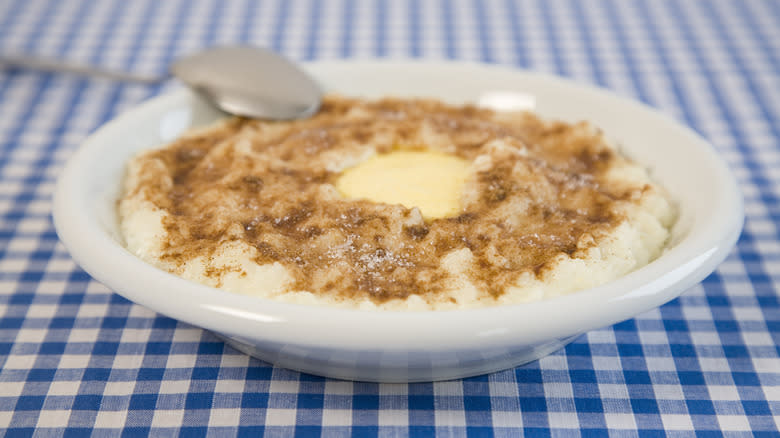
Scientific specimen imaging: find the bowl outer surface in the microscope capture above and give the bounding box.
[53,60,743,353]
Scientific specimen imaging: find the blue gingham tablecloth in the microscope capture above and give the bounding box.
[1,0,778,435]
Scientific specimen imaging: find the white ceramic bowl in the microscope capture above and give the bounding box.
[53,61,743,382]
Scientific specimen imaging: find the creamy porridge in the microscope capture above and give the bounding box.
[119,95,676,310]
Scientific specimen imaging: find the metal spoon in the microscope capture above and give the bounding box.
[0,46,322,120]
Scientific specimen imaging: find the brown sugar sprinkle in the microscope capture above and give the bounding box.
[131,95,642,302]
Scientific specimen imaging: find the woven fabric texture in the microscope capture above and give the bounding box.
[0,0,778,435]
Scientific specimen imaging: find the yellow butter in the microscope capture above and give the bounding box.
[336,150,470,219]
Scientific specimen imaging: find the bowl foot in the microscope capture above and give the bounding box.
[214,332,583,383]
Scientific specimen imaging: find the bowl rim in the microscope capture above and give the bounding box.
[53,59,744,351]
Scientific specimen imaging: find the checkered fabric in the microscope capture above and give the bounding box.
[1,0,778,435]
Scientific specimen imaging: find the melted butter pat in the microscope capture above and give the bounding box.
[336,150,470,219]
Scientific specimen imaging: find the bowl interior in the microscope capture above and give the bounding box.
[95,62,713,251]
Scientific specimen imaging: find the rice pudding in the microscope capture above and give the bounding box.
[119,95,676,311]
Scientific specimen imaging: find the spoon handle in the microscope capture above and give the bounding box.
[0,54,167,85]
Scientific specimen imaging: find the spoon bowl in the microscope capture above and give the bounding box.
[170,46,322,119]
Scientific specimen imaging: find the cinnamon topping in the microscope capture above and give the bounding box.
[121,95,672,306]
